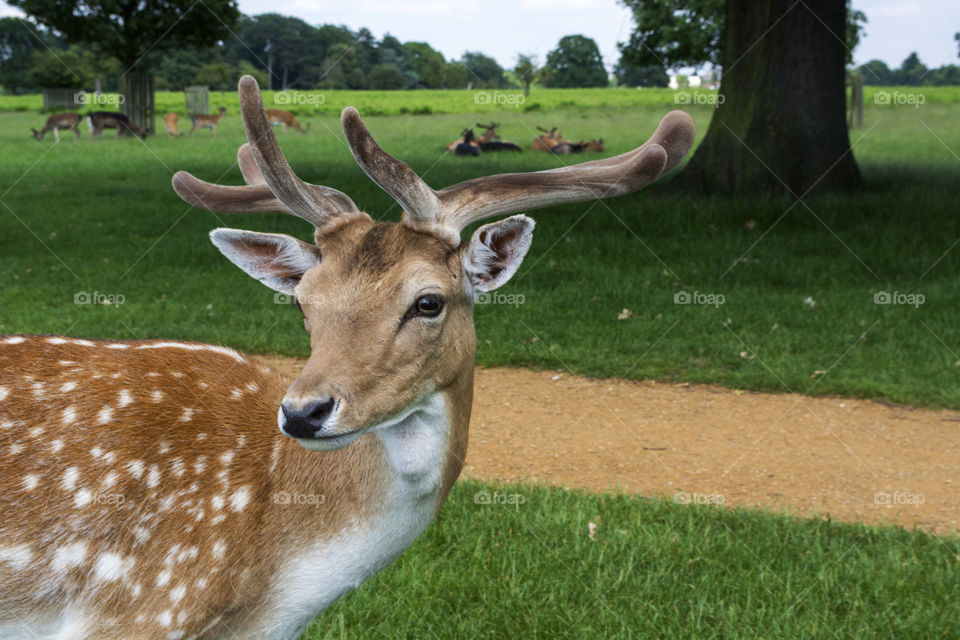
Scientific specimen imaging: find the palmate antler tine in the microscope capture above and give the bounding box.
[341,107,442,225]
[237,76,360,226]
[172,171,296,214]
[435,144,669,230]
[237,143,265,185]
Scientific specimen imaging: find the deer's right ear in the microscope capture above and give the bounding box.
[210,228,321,295]
[463,215,535,297]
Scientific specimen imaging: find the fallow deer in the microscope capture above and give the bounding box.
[476,122,522,152]
[0,75,694,640]
[32,112,82,142]
[88,111,148,139]
[266,109,309,133]
[190,107,227,136]
[454,128,482,156]
[532,125,566,151]
[163,112,182,138]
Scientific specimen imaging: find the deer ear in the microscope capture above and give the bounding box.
[210,228,321,295]
[463,215,535,297]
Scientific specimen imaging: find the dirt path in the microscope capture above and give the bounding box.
[256,356,959,535]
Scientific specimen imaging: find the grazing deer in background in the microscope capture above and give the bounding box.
[190,106,227,136]
[266,108,309,132]
[88,111,148,139]
[163,112,182,138]
[0,75,694,639]
[31,112,82,142]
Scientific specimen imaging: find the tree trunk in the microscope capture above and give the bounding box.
[676,0,861,196]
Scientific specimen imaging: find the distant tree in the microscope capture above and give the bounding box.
[859,59,894,85]
[514,53,538,96]
[368,64,406,90]
[25,46,89,88]
[0,17,60,93]
[8,0,239,72]
[544,35,608,87]
[896,52,928,86]
[193,62,235,93]
[928,64,960,86]
[223,14,322,90]
[404,42,447,88]
[460,51,504,88]
[155,47,219,90]
[444,62,467,88]
[319,42,366,89]
[614,58,669,87]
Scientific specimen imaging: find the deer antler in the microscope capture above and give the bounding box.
[343,107,695,244]
[171,77,359,228]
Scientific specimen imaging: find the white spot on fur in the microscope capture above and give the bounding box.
[180,407,194,422]
[22,474,38,490]
[51,541,87,571]
[196,433,207,441]
[50,439,63,453]
[219,451,234,465]
[211,495,224,510]
[170,584,186,602]
[135,341,245,363]
[171,458,186,477]
[74,488,92,508]
[28,426,44,437]
[91,446,103,459]
[62,467,79,491]
[230,388,243,400]
[59,381,78,393]
[118,389,133,408]
[10,442,23,455]
[229,487,250,512]
[212,540,226,560]
[93,552,132,582]
[0,545,33,570]
[127,460,145,479]
[133,526,151,544]
[157,610,172,627]
[152,390,164,402]
[2,336,26,344]
[156,568,171,587]
[61,406,76,425]
[0,387,7,401]
[147,465,161,488]
[193,456,207,474]
[107,343,129,349]
[102,471,119,488]
[167,632,185,640]
[45,337,68,345]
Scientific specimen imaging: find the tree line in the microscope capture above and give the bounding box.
[0,12,651,94]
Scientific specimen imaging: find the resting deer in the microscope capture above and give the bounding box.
[0,75,694,640]
[476,122,522,153]
[190,107,227,136]
[31,112,82,142]
[88,111,148,139]
[532,125,566,151]
[454,128,483,156]
[163,112,182,138]
[266,109,309,133]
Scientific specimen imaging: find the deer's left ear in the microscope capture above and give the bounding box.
[463,215,535,297]
[210,228,322,295]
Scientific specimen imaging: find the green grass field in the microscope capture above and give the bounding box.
[1,88,958,638]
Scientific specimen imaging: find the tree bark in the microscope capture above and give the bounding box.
[675,0,861,195]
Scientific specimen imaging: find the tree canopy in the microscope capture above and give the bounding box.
[543,35,608,88]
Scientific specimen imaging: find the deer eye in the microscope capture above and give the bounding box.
[413,294,444,318]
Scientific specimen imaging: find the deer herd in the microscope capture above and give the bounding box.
[448,121,604,157]
[5,75,695,639]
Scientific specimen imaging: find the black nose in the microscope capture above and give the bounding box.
[280,397,336,438]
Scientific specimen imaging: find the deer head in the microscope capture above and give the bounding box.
[172,76,694,456]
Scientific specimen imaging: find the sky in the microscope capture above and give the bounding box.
[1,0,958,73]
